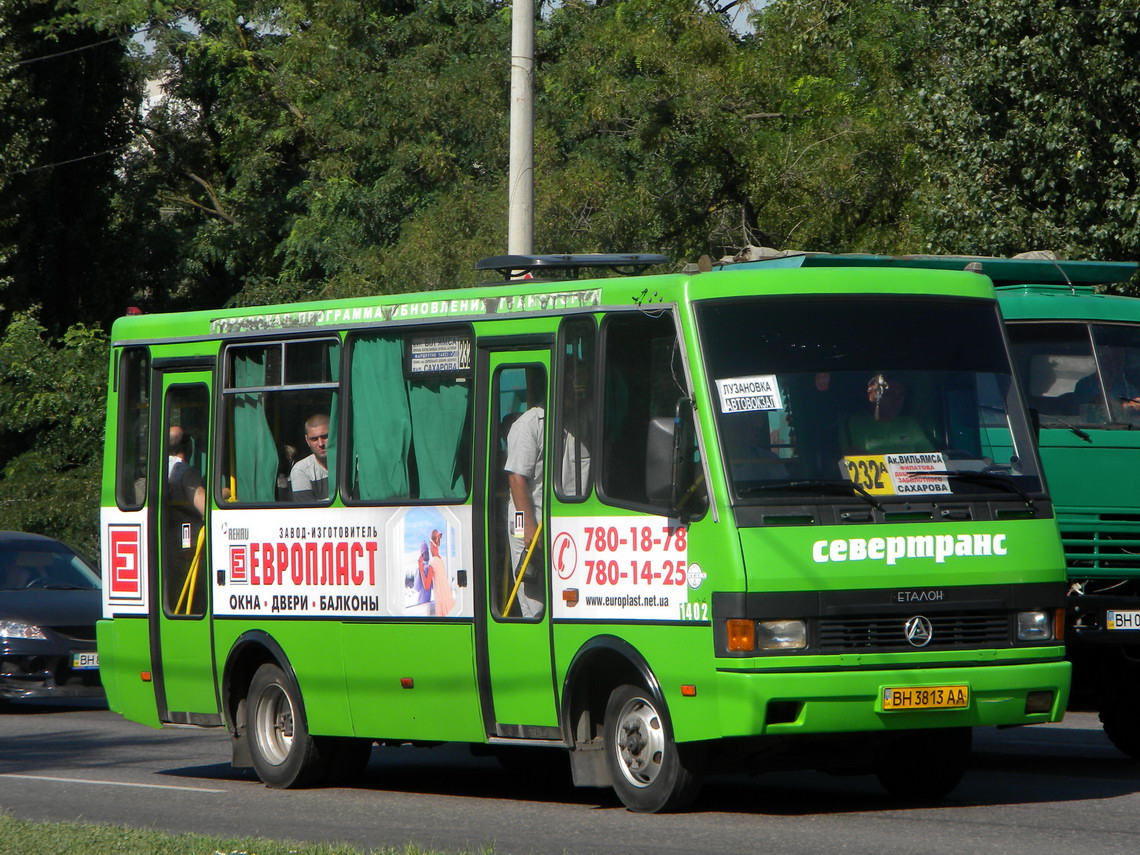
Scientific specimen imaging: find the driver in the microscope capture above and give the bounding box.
[841,373,936,455]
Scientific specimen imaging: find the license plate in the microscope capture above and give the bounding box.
[71,652,99,670]
[1107,610,1140,630]
[882,684,969,711]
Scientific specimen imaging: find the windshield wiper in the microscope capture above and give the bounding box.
[741,479,883,510]
[922,470,1037,511]
[1039,414,1092,442]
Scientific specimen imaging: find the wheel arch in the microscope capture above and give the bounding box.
[556,638,665,747]
[220,629,300,738]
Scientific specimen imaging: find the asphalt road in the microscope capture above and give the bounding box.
[1,699,1138,855]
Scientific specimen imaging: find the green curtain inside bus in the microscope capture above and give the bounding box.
[352,336,412,499]
[232,353,278,502]
[325,349,340,498]
[408,380,469,498]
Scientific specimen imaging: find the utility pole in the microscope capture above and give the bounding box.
[507,0,534,256]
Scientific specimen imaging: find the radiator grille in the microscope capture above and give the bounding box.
[1062,527,1140,573]
[817,612,1010,651]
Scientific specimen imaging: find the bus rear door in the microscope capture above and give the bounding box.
[151,366,220,723]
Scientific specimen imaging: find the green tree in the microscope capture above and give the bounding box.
[536,0,928,262]
[913,1,1140,261]
[0,0,139,333]
[738,0,929,254]
[0,312,107,557]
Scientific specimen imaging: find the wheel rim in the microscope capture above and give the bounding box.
[614,695,666,788]
[253,682,295,766]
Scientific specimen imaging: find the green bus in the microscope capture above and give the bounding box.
[98,254,1070,812]
[726,251,1140,755]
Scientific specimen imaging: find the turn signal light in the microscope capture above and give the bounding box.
[726,619,755,652]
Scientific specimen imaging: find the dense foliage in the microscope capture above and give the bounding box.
[1,0,1139,548]
[913,1,1140,260]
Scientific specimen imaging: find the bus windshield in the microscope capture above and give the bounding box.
[697,296,1043,504]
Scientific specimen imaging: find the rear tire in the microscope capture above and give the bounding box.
[246,663,328,788]
[874,727,971,800]
[603,684,703,813]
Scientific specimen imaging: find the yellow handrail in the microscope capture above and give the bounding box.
[174,525,207,615]
[504,522,542,617]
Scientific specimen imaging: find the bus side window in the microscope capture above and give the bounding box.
[346,331,472,503]
[116,348,150,509]
[555,317,595,501]
[600,312,704,514]
[221,339,340,505]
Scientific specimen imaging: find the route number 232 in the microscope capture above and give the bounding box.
[844,457,888,492]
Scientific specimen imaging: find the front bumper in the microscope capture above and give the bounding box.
[711,657,1070,738]
[1069,592,1140,646]
[0,650,103,700]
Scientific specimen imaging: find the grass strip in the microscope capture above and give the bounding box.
[0,815,485,855]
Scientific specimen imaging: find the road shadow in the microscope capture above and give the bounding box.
[152,723,1140,817]
[0,697,107,715]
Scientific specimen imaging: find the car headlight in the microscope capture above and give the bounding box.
[0,620,47,640]
[1016,610,1053,642]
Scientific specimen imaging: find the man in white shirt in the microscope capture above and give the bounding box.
[290,414,330,502]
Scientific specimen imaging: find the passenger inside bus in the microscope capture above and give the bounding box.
[290,413,330,501]
[840,373,936,455]
[505,402,546,619]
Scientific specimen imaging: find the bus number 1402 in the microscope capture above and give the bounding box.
[678,601,708,622]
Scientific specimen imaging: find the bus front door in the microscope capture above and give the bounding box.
[476,347,560,738]
[151,370,220,723]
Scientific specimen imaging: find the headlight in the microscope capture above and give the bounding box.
[1016,610,1053,642]
[757,619,808,650]
[0,620,47,640]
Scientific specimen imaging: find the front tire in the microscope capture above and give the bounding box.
[603,684,702,812]
[246,662,329,788]
[874,727,971,800]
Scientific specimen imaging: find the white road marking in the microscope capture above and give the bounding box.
[0,773,225,793]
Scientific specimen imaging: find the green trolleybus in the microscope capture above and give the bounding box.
[98,254,1070,811]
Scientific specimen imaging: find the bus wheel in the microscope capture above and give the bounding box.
[603,684,702,813]
[874,727,971,800]
[1099,692,1140,759]
[246,663,326,788]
